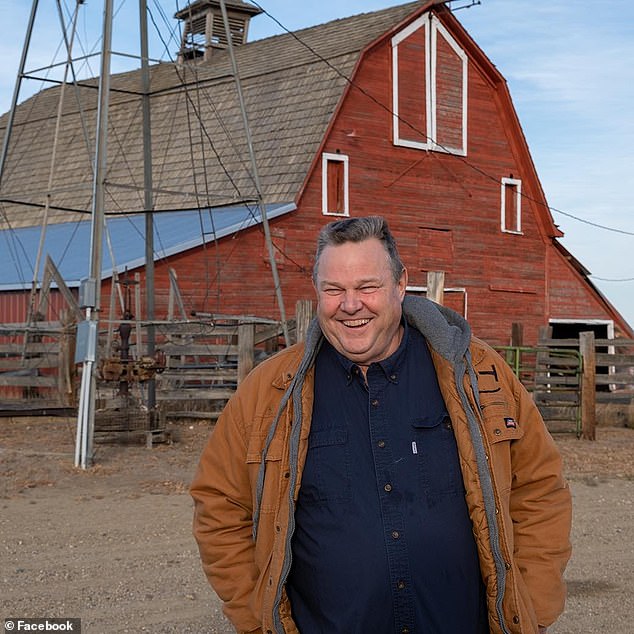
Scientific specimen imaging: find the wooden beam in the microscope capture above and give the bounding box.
[40,255,83,321]
[295,299,314,343]
[580,331,596,440]
[238,323,255,384]
[426,271,445,305]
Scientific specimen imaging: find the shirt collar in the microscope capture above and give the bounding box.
[332,317,409,384]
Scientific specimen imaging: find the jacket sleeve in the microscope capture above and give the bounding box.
[504,364,573,627]
[190,387,262,633]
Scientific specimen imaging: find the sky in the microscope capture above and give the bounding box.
[0,0,633,326]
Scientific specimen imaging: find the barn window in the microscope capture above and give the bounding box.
[391,13,467,155]
[322,152,349,217]
[501,177,522,233]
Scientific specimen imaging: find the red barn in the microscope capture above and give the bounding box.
[0,0,631,346]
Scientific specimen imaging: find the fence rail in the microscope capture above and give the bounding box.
[496,334,634,438]
[0,320,76,412]
[2,318,633,438]
[495,345,583,435]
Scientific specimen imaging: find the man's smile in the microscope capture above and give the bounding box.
[341,318,371,328]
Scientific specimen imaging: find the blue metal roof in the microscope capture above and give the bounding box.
[0,202,296,291]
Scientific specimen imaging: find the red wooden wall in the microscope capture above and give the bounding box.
[95,11,628,347]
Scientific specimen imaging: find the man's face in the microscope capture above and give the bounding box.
[314,237,407,368]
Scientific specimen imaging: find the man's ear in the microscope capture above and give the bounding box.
[398,267,408,298]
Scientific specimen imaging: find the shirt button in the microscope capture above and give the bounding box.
[494,428,502,435]
[371,399,379,407]
[391,530,400,539]
[401,628,410,634]
[397,580,406,590]
[384,483,392,492]
[390,374,397,381]
[377,440,386,448]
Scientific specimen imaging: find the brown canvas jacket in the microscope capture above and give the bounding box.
[191,295,572,634]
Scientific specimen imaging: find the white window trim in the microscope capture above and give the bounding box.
[321,152,349,217]
[392,14,467,156]
[501,177,522,234]
[430,17,468,156]
[549,318,614,338]
[407,285,468,318]
[549,319,615,386]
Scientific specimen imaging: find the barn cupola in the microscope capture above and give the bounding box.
[175,0,262,62]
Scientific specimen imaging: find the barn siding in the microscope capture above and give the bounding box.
[548,249,615,320]
[96,15,627,347]
[9,7,627,348]
[0,290,73,325]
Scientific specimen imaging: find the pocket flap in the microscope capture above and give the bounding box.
[411,413,448,430]
[485,417,525,444]
[309,428,347,449]
[246,433,284,463]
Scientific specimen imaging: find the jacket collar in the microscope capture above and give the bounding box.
[300,294,472,372]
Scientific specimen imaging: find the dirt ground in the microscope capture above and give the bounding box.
[1,417,632,634]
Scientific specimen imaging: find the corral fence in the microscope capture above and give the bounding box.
[0,300,315,436]
[0,315,76,414]
[495,344,583,435]
[2,316,633,440]
[495,332,634,438]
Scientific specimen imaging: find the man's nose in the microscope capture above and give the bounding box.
[340,289,362,313]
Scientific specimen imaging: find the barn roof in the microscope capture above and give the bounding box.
[0,202,295,291]
[0,1,421,228]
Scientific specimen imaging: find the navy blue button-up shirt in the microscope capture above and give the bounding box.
[286,321,489,633]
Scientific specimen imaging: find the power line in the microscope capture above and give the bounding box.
[250,0,634,239]
[549,207,634,236]
[591,275,634,283]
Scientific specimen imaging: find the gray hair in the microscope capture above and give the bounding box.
[312,216,404,283]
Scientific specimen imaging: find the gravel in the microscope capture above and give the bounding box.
[1,417,632,633]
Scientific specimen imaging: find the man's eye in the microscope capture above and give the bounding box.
[323,288,343,296]
[360,286,378,293]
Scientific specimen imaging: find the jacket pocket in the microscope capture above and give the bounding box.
[246,433,284,514]
[298,428,351,504]
[480,401,525,493]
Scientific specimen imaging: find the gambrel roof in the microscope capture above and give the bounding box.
[0,1,422,228]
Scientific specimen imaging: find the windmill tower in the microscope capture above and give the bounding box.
[0,0,284,468]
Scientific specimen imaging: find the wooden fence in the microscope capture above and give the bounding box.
[0,318,76,414]
[495,344,583,435]
[2,316,633,439]
[152,316,290,420]
[496,333,634,438]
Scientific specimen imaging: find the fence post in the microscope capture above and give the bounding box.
[238,322,255,384]
[58,309,76,406]
[580,331,596,440]
[511,322,523,347]
[295,300,314,343]
[426,271,445,305]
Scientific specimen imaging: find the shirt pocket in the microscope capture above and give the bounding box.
[298,428,351,505]
[411,414,464,503]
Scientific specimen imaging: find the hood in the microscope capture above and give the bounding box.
[402,294,471,364]
[301,293,471,368]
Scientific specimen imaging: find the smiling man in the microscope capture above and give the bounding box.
[191,216,572,634]
[314,230,407,371]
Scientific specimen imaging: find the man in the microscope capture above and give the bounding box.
[191,216,572,634]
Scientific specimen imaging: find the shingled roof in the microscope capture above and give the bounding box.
[0,1,422,229]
